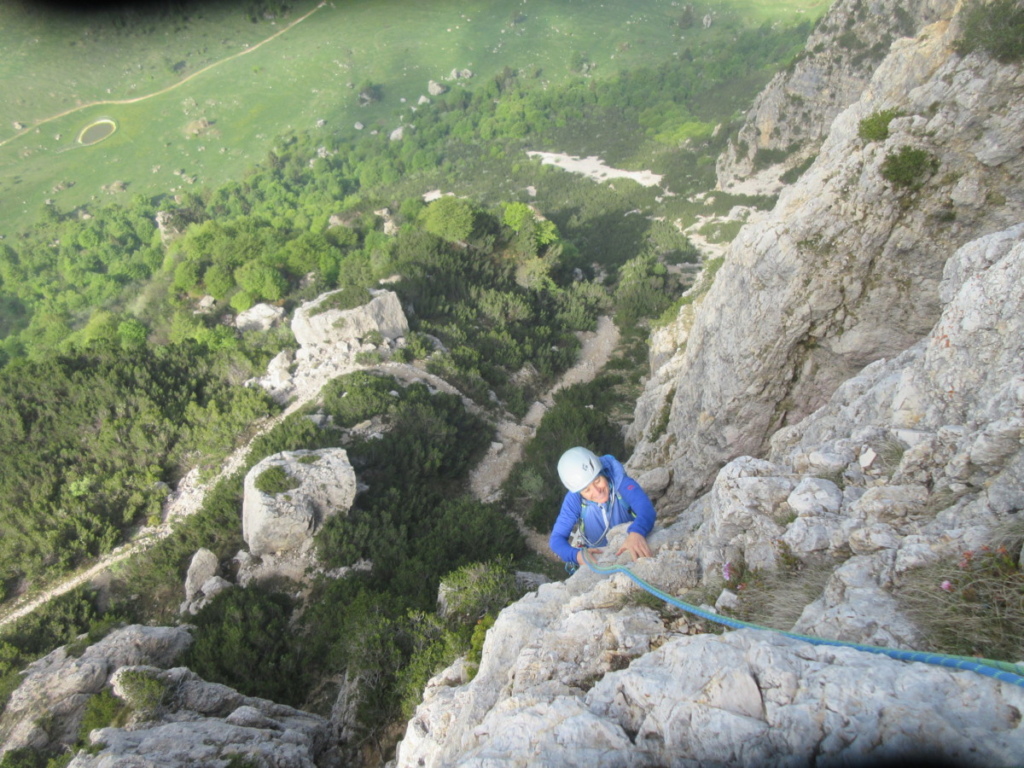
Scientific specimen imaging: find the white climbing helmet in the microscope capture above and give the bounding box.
[557,446,603,493]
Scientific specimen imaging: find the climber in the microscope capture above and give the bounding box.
[550,446,656,569]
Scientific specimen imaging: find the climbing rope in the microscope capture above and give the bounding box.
[582,551,1024,690]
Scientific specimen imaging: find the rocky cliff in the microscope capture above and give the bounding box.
[4,3,1023,766]
[715,0,958,192]
[629,0,1024,513]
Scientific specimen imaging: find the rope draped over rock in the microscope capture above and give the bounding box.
[582,551,1024,690]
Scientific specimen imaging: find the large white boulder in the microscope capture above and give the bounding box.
[235,302,285,332]
[291,288,407,349]
[242,449,357,557]
[254,289,410,404]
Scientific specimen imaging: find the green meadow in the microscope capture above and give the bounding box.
[0,0,828,235]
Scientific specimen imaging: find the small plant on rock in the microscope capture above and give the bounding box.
[897,529,1024,663]
[881,146,939,191]
[858,108,903,141]
[254,465,300,495]
[117,669,169,720]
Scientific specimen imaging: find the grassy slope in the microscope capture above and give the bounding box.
[0,0,828,236]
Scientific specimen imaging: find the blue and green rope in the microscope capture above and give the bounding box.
[582,552,1024,690]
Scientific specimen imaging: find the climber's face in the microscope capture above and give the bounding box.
[580,474,610,504]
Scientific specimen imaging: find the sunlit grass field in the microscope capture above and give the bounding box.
[0,0,829,235]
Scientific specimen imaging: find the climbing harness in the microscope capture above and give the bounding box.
[581,551,1024,690]
[565,490,636,575]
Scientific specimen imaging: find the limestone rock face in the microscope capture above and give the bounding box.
[629,2,1024,513]
[716,0,957,192]
[242,448,356,557]
[395,530,1024,768]
[0,626,193,756]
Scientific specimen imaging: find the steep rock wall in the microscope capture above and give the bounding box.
[716,0,957,191]
[629,3,1024,512]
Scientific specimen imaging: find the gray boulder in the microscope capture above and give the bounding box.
[291,288,407,349]
[235,302,285,332]
[183,548,218,603]
[242,449,357,557]
[180,548,233,615]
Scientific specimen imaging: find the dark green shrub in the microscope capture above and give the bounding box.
[254,465,300,495]
[439,558,522,623]
[78,688,128,741]
[752,147,792,170]
[117,669,168,719]
[186,589,307,706]
[467,613,496,669]
[880,146,939,190]
[0,748,49,768]
[308,284,371,316]
[858,108,903,141]
[956,0,1024,63]
[321,371,399,427]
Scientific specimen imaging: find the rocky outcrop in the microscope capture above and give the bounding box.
[716,0,957,192]
[629,2,1024,512]
[70,665,332,768]
[393,224,1024,767]
[242,448,357,557]
[291,289,407,349]
[0,626,193,757]
[254,288,409,404]
[1,625,334,767]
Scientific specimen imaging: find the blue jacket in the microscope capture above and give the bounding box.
[549,455,656,564]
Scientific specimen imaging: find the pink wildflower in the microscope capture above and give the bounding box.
[940,580,953,592]
[722,562,733,582]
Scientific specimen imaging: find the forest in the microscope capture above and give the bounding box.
[0,2,826,765]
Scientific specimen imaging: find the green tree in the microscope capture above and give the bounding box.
[234,262,287,302]
[955,0,1024,63]
[422,197,475,244]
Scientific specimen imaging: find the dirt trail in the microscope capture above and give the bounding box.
[469,316,620,559]
[0,315,619,628]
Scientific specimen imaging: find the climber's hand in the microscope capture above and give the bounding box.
[576,548,602,567]
[617,532,652,561]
